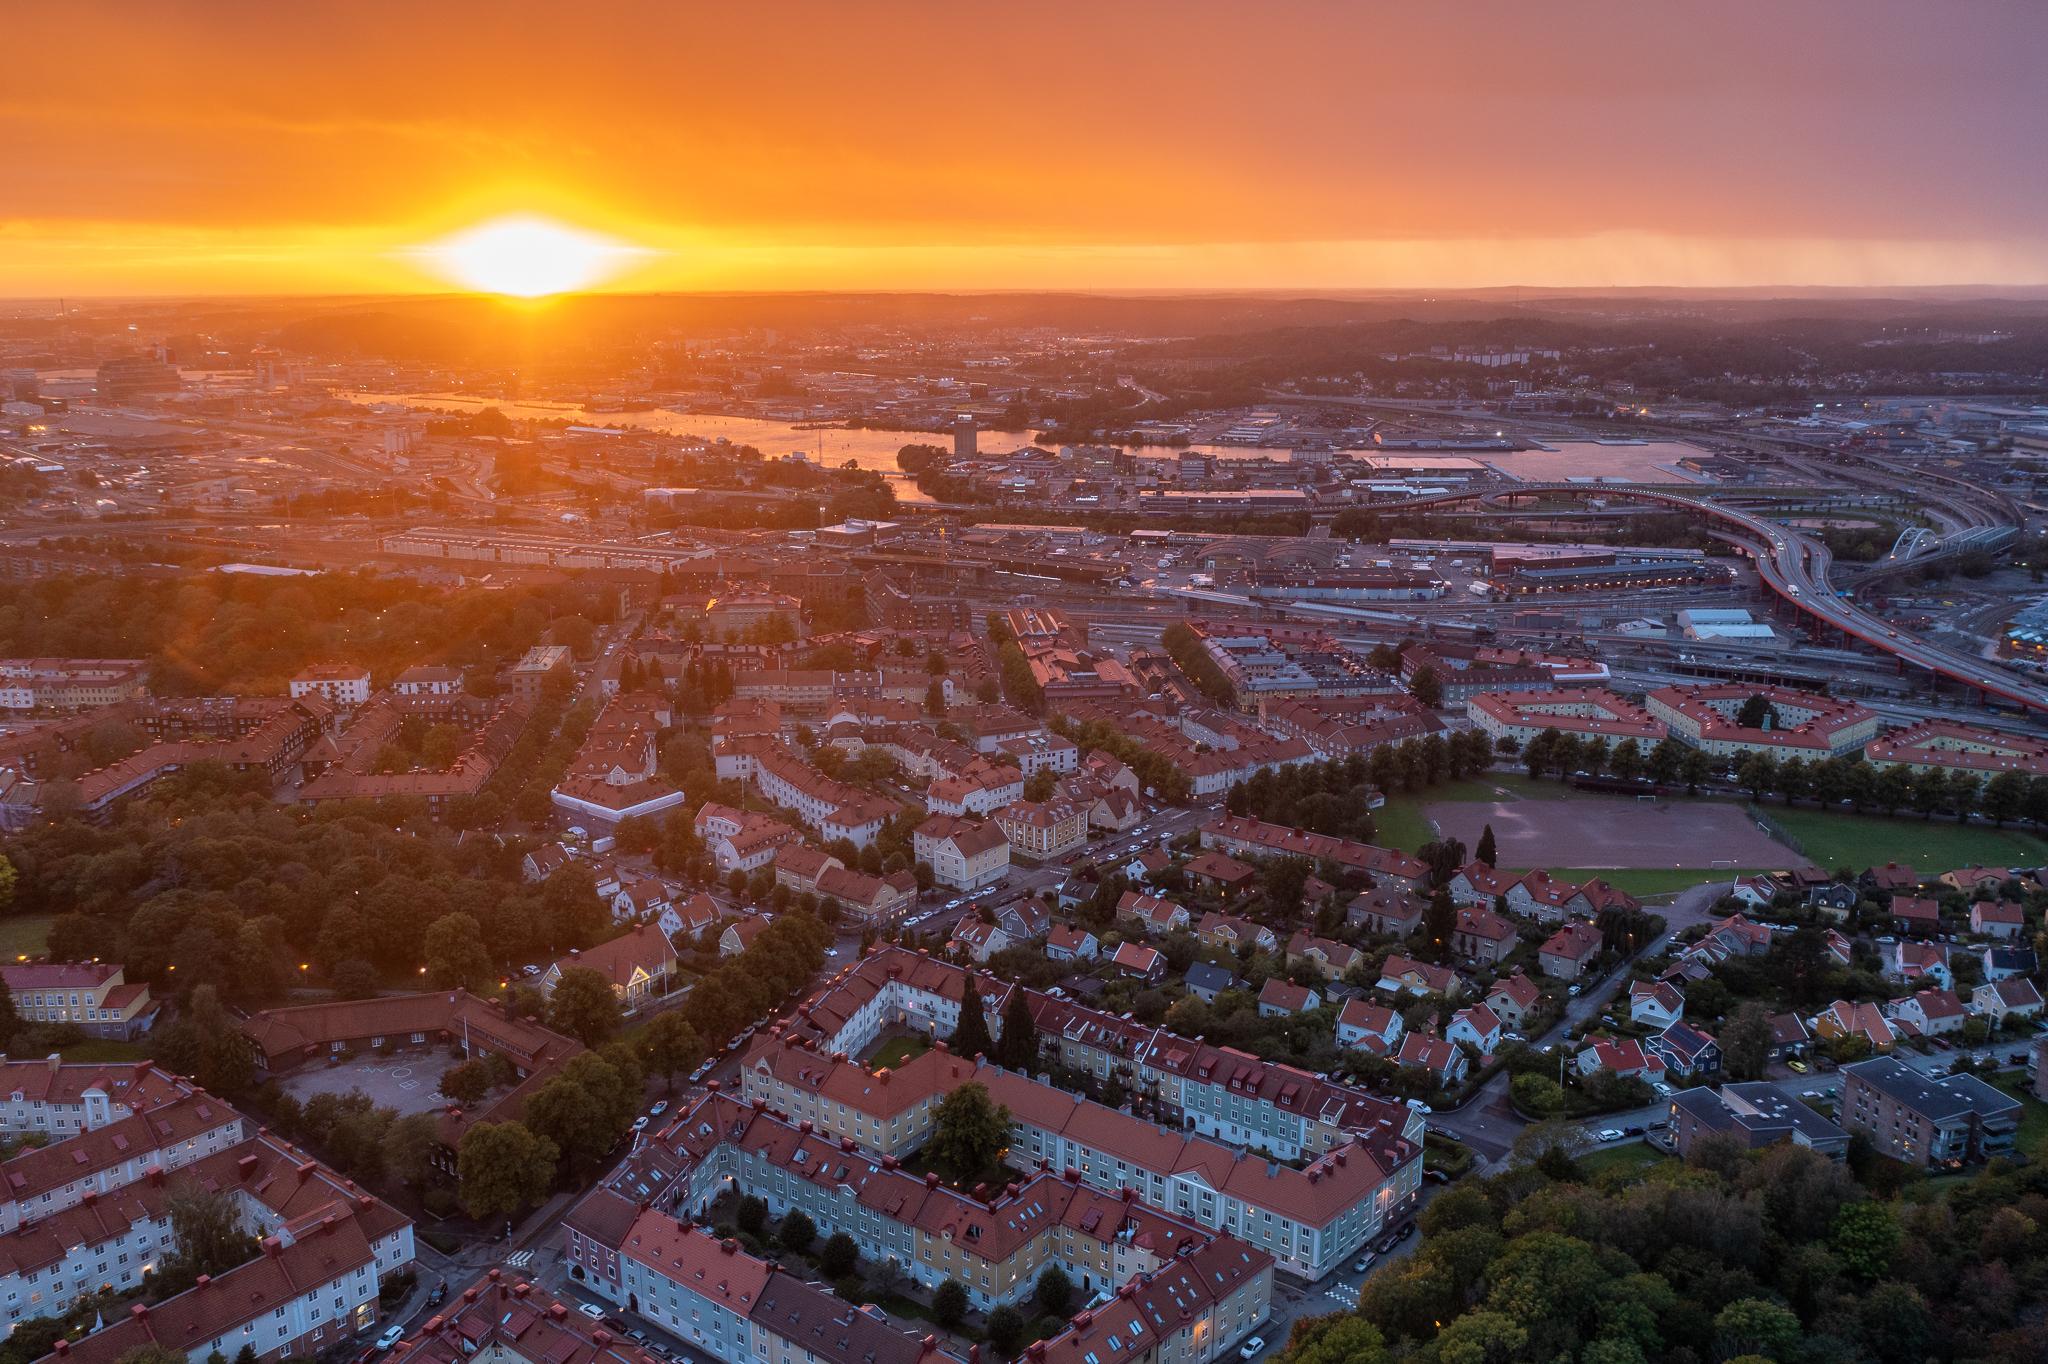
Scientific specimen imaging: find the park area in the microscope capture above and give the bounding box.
[1758,806,2048,875]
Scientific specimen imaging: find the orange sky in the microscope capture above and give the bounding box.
[8,1,2048,296]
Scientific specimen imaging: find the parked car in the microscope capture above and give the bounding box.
[1424,1168,1453,1186]
[1238,1338,1266,1361]
[1786,1059,1809,1073]
[576,1304,605,1320]
[375,1327,405,1353]
[1352,1252,1377,1274]
[1596,1128,1625,1142]
[427,1283,448,1308]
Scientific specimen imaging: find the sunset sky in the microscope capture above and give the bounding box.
[9,1,2048,297]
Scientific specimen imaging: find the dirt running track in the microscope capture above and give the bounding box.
[1427,798,1796,870]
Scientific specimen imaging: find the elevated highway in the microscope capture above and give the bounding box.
[1381,481,2048,712]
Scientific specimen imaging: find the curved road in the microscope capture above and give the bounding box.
[1386,481,2048,712]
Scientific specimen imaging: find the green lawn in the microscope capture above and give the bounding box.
[1579,1142,1674,1181]
[0,915,54,961]
[1761,806,2048,874]
[1992,1074,2048,1161]
[869,1035,930,1071]
[1373,773,1580,853]
[1526,867,1768,897]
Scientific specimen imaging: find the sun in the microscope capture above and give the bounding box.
[418,215,646,297]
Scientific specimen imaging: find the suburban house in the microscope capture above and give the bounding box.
[1044,924,1099,961]
[1972,977,2045,1024]
[1646,1021,1721,1079]
[1485,973,1542,1030]
[1196,912,1277,954]
[521,842,574,882]
[1815,999,1897,1051]
[1257,979,1320,1017]
[1982,945,2040,981]
[1449,905,1517,966]
[1767,1011,1812,1060]
[1335,998,1404,1054]
[658,893,722,946]
[719,917,769,957]
[1886,988,1968,1037]
[1184,851,1258,895]
[1865,862,1924,894]
[539,924,677,1011]
[1284,932,1362,980]
[1969,900,2026,939]
[1446,1003,1504,1055]
[1116,892,1191,936]
[950,919,1011,963]
[1110,941,1166,981]
[610,877,673,924]
[1887,941,1953,989]
[1537,921,1603,979]
[1397,1031,1468,1086]
[1576,1035,1666,1083]
[0,962,158,1040]
[912,814,1012,891]
[1377,954,1460,998]
[1628,980,1685,1030]
[1347,887,1426,937]
[1890,895,1941,936]
[1184,962,1239,1003]
[1940,866,2009,896]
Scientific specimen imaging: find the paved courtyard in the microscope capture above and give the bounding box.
[277,1050,460,1114]
[1428,796,1796,870]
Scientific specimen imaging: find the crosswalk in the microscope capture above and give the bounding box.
[505,1250,535,1269]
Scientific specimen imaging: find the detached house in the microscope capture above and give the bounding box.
[1890,896,1941,937]
[1258,978,1320,1018]
[1377,954,1460,998]
[1646,1021,1721,1079]
[1629,980,1685,1030]
[539,923,676,1011]
[1450,906,1518,967]
[1446,1003,1504,1055]
[1347,888,1425,937]
[1969,900,2026,939]
[950,919,1010,963]
[1816,999,1897,1051]
[1576,1036,1665,1084]
[1486,973,1541,1030]
[1044,924,1099,961]
[1972,977,2045,1024]
[1283,932,1362,980]
[1538,921,1603,979]
[1886,941,1953,989]
[1886,988,1968,1037]
[1398,1031,1468,1086]
[1111,941,1166,981]
[1335,998,1404,1054]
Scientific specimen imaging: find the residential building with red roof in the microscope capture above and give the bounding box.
[1201,815,1426,891]
[539,924,676,1011]
[1466,688,1665,747]
[0,963,157,1040]
[1537,921,1603,979]
[1646,683,1878,759]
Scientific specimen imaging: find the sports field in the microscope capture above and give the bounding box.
[1429,796,1795,871]
[1760,806,2048,876]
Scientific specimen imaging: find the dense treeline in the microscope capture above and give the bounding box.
[0,572,596,695]
[1279,1115,2048,1364]
[1225,737,1496,845]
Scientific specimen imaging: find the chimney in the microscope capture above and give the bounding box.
[262,1237,283,1256]
[130,1305,149,1321]
[720,1239,738,1255]
[924,1173,940,1189]
[195,1275,211,1289]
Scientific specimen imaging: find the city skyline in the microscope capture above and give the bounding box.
[9,1,2048,297]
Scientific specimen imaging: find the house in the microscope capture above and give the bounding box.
[522,841,575,883]
[1485,973,1542,1030]
[1886,988,1968,1037]
[1116,891,1191,936]
[1283,932,1361,979]
[1446,1003,1504,1055]
[1806,882,1859,915]
[997,898,1050,943]
[1110,941,1165,981]
[1044,924,1099,961]
[610,877,673,924]
[1766,1011,1811,1060]
[0,962,157,1040]
[694,803,801,873]
[1377,953,1460,998]
[1184,851,1257,895]
[1335,998,1404,1054]
[1729,874,1779,910]
[719,917,769,957]
[1972,977,2045,1024]
[1126,848,1174,883]
[1886,940,1953,989]
[1646,1021,1721,1079]
[1446,861,1519,907]
[912,814,1012,891]
[1628,980,1686,1030]
[1258,978,1320,1018]
[1697,914,1774,959]
[1575,1035,1665,1083]
[1815,999,1897,1051]
[1347,887,1425,937]
[1865,862,1924,894]
[1450,905,1518,966]
[950,919,1011,964]
[1890,895,1941,936]
[1537,921,1603,979]
[539,923,677,1011]
[1969,900,2026,939]
[1183,961,1239,1003]
[1824,929,1854,966]
[1840,1054,2023,1167]
[1940,866,2009,896]
[658,893,722,947]
[1196,912,1277,954]
[1981,944,2039,981]
[1397,1031,1469,1086]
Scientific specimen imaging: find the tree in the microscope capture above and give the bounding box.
[0,986,17,1052]
[1831,1200,1898,1280]
[931,1280,968,1328]
[386,1112,444,1189]
[330,958,380,999]
[997,988,1039,1072]
[547,966,623,1046]
[1422,889,1456,962]
[1410,665,1444,709]
[927,1082,1011,1183]
[986,1306,1026,1357]
[1275,1315,1390,1364]
[1023,770,1057,802]
[424,912,494,991]
[1736,694,1777,729]
[778,1209,817,1253]
[638,1011,704,1091]
[735,1195,768,1235]
[1714,1298,1801,1361]
[458,1121,558,1219]
[817,1231,859,1278]
[1034,1266,1073,1317]
[1719,1002,1775,1081]
[950,975,994,1060]
[156,1183,255,1297]
[440,1058,496,1107]
[1475,824,1497,868]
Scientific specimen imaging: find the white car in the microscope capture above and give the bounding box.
[649,1101,668,1117]
[1238,1338,1266,1361]
[375,1326,406,1352]
[1596,1128,1624,1142]
[631,1116,649,1132]
[577,1303,605,1320]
